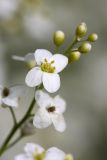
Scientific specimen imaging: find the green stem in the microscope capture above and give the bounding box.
[9,107,17,125]
[64,36,78,55]
[6,135,23,151]
[0,97,35,157]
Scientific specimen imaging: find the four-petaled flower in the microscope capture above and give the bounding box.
[33,90,66,132]
[15,143,73,160]
[0,85,26,108]
[25,49,68,93]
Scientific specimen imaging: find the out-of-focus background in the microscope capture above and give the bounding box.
[0,0,107,160]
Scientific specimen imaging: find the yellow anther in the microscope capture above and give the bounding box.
[41,60,55,73]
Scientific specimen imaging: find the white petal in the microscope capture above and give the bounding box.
[51,114,66,132]
[25,53,35,62]
[24,143,44,155]
[2,97,19,108]
[12,55,25,61]
[35,90,52,109]
[9,85,27,98]
[33,108,52,128]
[50,54,68,73]
[15,154,32,160]
[25,67,42,87]
[34,49,52,65]
[45,147,65,160]
[53,95,66,113]
[43,73,60,93]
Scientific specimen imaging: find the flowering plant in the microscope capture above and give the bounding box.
[0,22,98,159]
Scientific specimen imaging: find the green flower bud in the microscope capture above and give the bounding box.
[79,42,92,54]
[69,51,81,62]
[26,60,36,69]
[76,22,87,38]
[54,30,65,46]
[88,33,98,42]
[65,154,74,160]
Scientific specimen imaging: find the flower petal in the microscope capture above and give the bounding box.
[25,53,35,62]
[9,85,27,98]
[53,95,66,113]
[43,73,60,93]
[15,154,31,160]
[45,147,65,160]
[25,67,42,87]
[34,49,52,65]
[24,143,44,155]
[35,90,52,109]
[50,54,68,73]
[2,97,19,108]
[51,114,66,132]
[33,108,52,128]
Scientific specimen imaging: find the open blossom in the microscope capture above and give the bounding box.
[15,143,73,160]
[33,90,66,132]
[0,85,26,108]
[12,53,36,69]
[25,49,68,93]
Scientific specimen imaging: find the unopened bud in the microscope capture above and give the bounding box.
[65,154,74,160]
[69,51,81,62]
[54,30,65,46]
[26,60,36,69]
[88,33,98,42]
[79,42,92,54]
[76,22,87,38]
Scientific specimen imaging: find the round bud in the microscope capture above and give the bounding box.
[69,51,81,62]
[54,30,65,46]
[79,42,92,54]
[88,33,98,42]
[76,22,87,38]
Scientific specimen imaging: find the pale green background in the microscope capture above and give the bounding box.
[0,0,107,160]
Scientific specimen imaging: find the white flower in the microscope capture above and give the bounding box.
[25,49,68,93]
[0,85,27,108]
[33,90,66,132]
[15,143,45,160]
[15,143,73,160]
[12,53,36,69]
[45,147,65,160]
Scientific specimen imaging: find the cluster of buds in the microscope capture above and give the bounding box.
[53,22,98,63]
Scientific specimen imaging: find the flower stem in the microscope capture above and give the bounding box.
[0,97,35,157]
[64,36,78,55]
[9,107,17,125]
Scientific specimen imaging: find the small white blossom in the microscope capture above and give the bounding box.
[25,49,68,93]
[15,143,73,160]
[33,90,66,132]
[0,85,26,108]
[15,143,45,160]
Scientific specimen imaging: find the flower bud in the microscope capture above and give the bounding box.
[76,22,87,38]
[65,154,74,160]
[69,51,81,62]
[26,60,36,69]
[88,33,98,42]
[79,42,92,54]
[54,30,65,46]
[21,118,36,136]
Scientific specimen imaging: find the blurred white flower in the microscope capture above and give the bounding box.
[23,13,56,41]
[15,143,73,160]
[0,85,26,108]
[15,143,45,160]
[33,90,66,132]
[0,0,20,19]
[25,49,68,93]
[12,53,36,69]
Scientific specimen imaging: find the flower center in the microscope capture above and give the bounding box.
[47,106,56,113]
[41,59,55,73]
[2,88,10,97]
[33,152,45,160]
